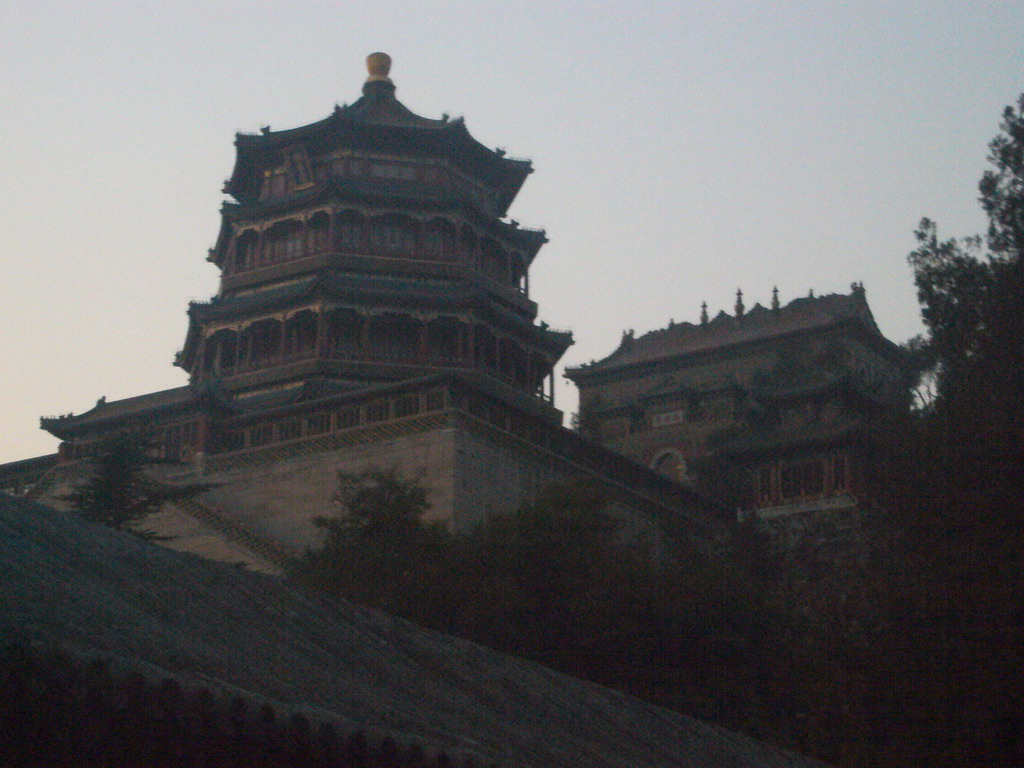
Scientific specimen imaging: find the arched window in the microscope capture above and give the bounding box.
[530,352,549,397]
[423,218,456,260]
[509,256,523,290]
[306,213,330,256]
[326,308,362,355]
[480,239,509,282]
[337,211,365,251]
[234,230,259,272]
[498,338,527,386]
[369,216,416,254]
[474,325,496,369]
[240,318,282,368]
[284,310,318,360]
[651,449,688,484]
[459,226,478,265]
[263,221,303,264]
[368,313,420,359]
[426,317,463,363]
[204,329,238,375]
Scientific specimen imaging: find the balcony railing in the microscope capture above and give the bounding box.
[219,251,535,309]
[204,349,550,401]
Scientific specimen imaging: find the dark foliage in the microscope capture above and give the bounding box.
[291,469,456,622]
[765,93,1024,767]
[864,94,1024,767]
[63,433,203,539]
[293,474,783,737]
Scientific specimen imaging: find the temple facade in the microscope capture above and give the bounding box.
[566,286,907,518]
[4,54,720,569]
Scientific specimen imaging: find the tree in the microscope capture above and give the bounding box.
[291,468,454,618]
[905,95,1024,523]
[909,94,1024,428]
[64,433,200,538]
[325,467,430,537]
[882,93,1024,768]
[749,94,1024,768]
[980,94,1024,259]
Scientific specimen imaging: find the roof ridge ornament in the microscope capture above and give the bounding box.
[366,52,393,84]
[362,52,397,101]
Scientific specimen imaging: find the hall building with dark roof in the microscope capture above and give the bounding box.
[565,285,907,519]
[2,54,721,570]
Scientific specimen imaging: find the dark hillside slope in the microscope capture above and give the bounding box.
[0,495,829,768]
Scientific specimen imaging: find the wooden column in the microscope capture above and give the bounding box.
[195,414,211,456]
[360,314,370,353]
[418,319,428,362]
[316,307,327,357]
[235,328,245,369]
[213,335,223,373]
[194,335,207,379]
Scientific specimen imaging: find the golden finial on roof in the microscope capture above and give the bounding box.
[366,52,393,83]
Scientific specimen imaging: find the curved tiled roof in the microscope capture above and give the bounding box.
[189,271,483,322]
[40,386,199,439]
[228,80,531,215]
[187,269,571,353]
[568,289,895,380]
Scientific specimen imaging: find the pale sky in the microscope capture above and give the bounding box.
[2,0,1022,464]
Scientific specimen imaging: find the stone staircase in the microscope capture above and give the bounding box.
[166,494,296,571]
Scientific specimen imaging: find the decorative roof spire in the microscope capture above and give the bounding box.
[362,52,396,100]
[700,301,708,325]
[771,286,779,310]
[366,52,393,83]
[735,289,745,317]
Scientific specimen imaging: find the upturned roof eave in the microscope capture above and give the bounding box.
[188,274,571,357]
[188,273,488,323]
[39,387,201,440]
[567,313,895,384]
[227,109,531,208]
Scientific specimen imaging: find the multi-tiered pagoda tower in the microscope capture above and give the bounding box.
[178,52,569,417]
[22,55,714,561]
